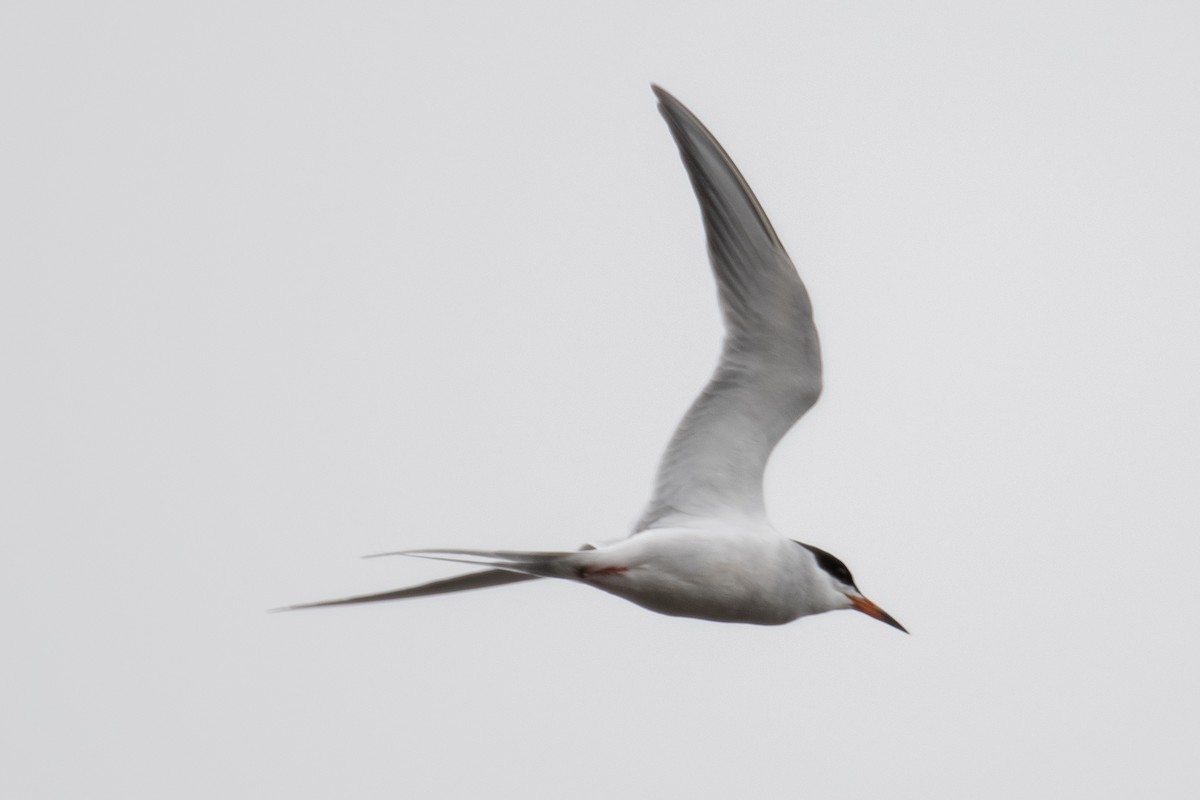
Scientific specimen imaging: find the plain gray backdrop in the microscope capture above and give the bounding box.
[3,2,1198,798]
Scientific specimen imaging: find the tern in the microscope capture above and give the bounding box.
[283,85,906,632]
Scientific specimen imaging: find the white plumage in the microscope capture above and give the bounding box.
[283,85,905,632]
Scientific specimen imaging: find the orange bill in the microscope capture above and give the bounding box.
[849,595,908,633]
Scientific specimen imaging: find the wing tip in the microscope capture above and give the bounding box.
[650,83,694,128]
[648,83,784,251]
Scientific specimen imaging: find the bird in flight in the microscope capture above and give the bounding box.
[282,85,906,632]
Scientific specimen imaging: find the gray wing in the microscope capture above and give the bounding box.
[274,569,538,611]
[636,86,822,532]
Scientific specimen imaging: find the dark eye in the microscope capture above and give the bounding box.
[799,542,856,587]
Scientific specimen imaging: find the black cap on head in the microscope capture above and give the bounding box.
[797,542,857,589]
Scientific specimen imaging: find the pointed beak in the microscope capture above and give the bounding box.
[849,594,908,633]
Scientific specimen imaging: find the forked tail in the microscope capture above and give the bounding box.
[366,547,588,580]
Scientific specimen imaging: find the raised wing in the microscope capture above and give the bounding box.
[636,86,822,531]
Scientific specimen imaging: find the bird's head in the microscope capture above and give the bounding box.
[798,542,907,633]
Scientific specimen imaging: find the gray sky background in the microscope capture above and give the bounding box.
[4,2,1199,798]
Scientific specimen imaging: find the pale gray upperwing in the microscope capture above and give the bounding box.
[636,86,822,532]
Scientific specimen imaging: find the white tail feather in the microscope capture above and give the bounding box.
[365,548,586,580]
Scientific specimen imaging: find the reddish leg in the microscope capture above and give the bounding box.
[579,565,628,579]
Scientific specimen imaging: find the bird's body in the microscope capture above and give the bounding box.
[575,524,820,625]
[283,85,906,633]
[399,522,820,625]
